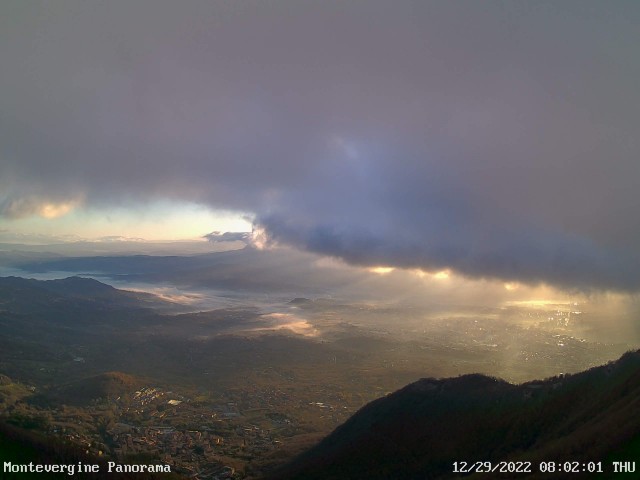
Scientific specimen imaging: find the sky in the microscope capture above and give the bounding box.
[2,200,251,243]
[1,1,640,292]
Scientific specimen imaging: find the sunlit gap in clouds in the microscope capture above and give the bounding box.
[337,261,640,346]
[368,266,395,274]
[38,201,80,219]
[368,266,450,279]
[0,194,85,220]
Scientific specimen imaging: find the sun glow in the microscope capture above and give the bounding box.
[38,201,78,219]
[433,270,450,279]
[506,299,567,307]
[369,266,395,274]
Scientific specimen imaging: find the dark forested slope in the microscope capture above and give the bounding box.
[276,351,640,479]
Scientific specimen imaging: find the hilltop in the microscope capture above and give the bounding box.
[45,372,143,406]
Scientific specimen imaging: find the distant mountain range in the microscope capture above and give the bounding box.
[0,275,169,314]
[274,350,640,479]
[7,246,358,294]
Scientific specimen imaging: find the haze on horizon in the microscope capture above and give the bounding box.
[2,0,640,295]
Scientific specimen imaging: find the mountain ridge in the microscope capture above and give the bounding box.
[273,350,640,479]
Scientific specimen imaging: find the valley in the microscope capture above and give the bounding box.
[0,275,634,478]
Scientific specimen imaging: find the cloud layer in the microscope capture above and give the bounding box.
[2,1,640,291]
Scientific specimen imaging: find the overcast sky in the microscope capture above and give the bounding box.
[1,1,639,291]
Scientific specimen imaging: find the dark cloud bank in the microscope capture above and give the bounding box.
[1,1,640,291]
